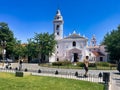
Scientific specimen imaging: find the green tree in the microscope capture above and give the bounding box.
[13,40,26,60]
[26,39,37,62]
[33,32,56,63]
[102,25,120,63]
[0,22,15,59]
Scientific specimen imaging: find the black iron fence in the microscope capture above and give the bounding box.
[0,67,104,83]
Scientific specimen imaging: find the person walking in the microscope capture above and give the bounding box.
[19,59,23,71]
[83,56,89,77]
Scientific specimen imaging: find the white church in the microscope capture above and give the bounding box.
[49,9,108,63]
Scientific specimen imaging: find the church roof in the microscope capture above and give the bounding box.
[64,33,86,39]
[92,51,105,57]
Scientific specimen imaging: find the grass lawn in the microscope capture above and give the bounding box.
[0,72,104,90]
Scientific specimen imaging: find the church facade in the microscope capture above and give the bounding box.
[49,9,108,63]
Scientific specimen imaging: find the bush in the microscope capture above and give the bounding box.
[76,62,84,67]
[89,63,96,67]
[109,64,117,67]
[96,62,110,67]
[52,60,71,66]
[62,60,71,65]
[52,62,62,66]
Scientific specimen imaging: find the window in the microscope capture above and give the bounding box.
[57,32,59,35]
[57,17,59,19]
[100,57,103,61]
[73,41,76,47]
[57,58,59,61]
[56,25,60,30]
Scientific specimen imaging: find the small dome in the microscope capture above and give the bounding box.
[54,9,63,20]
[56,9,61,15]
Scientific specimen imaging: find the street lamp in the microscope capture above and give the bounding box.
[1,41,7,67]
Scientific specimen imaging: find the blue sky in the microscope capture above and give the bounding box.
[0,0,120,44]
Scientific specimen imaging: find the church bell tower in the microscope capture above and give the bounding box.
[53,9,64,40]
[91,35,97,46]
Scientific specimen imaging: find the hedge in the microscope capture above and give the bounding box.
[76,62,96,67]
[96,62,110,67]
[52,61,71,66]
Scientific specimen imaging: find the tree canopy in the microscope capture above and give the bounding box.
[0,22,15,59]
[0,22,56,63]
[27,32,56,63]
[102,25,120,63]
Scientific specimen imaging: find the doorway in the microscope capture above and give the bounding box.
[74,53,78,62]
[100,57,103,61]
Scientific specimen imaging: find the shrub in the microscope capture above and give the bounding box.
[89,63,96,67]
[109,64,117,67]
[52,62,62,66]
[76,62,84,67]
[96,62,110,67]
[52,60,71,66]
[61,60,71,66]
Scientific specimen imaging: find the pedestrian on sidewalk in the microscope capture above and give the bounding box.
[83,56,89,77]
[19,59,23,71]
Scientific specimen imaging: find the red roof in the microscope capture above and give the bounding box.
[92,51,105,57]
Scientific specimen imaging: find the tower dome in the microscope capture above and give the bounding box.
[54,9,63,20]
[56,9,61,16]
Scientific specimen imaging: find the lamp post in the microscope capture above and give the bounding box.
[1,41,6,67]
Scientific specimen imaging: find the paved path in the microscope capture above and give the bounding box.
[109,73,120,90]
[11,63,117,75]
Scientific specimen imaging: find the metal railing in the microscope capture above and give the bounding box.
[0,67,104,83]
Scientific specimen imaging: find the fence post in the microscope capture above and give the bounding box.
[103,72,110,90]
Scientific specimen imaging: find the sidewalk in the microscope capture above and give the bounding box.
[109,73,120,90]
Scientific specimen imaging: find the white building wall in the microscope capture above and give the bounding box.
[55,38,88,61]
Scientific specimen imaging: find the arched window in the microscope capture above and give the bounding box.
[73,41,76,47]
[57,32,59,35]
[57,58,59,61]
[56,25,60,30]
